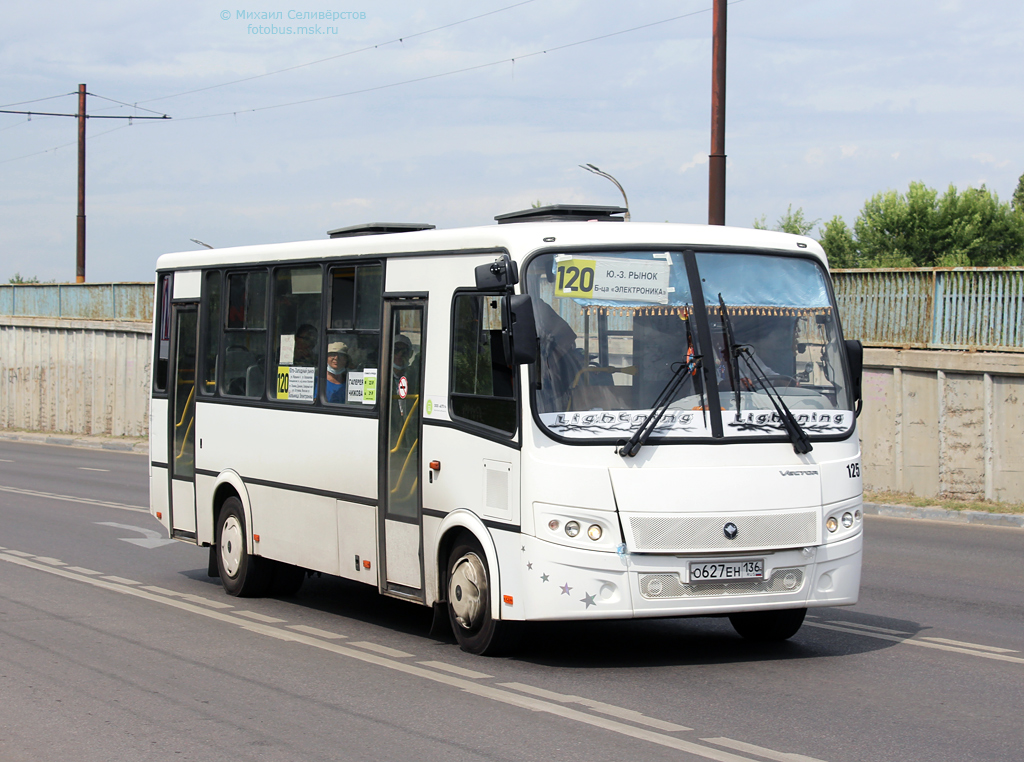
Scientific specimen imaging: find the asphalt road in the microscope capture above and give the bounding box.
[1,440,1021,762]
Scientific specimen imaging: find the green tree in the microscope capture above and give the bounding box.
[854,182,1024,266]
[1012,171,1024,214]
[818,216,858,268]
[8,273,41,284]
[752,205,819,235]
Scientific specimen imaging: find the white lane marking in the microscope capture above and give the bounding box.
[101,576,141,585]
[65,566,102,575]
[349,641,413,658]
[805,622,1024,665]
[287,625,346,640]
[920,637,1018,654]
[0,458,14,462]
[0,551,798,762]
[501,682,690,733]
[143,585,184,596]
[703,736,828,762]
[417,661,492,679]
[95,521,177,548]
[3,549,35,557]
[34,557,66,566]
[78,467,110,472]
[179,594,234,609]
[0,484,147,513]
[827,621,912,636]
[235,610,286,623]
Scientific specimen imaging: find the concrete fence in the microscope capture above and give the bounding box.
[0,316,151,438]
[859,349,1024,502]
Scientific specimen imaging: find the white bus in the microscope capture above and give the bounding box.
[150,205,864,655]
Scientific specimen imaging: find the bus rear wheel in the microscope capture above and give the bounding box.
[729,608,807,642]
[216,496,273,597]
[446,537,518,656]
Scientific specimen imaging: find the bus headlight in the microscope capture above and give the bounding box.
[842,512,854,528]
[565,521,580,538]
[826,517,838,533]
[548,519,560,531]
[587,524,603,541]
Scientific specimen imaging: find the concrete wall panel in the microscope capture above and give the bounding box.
[1,317,151,438]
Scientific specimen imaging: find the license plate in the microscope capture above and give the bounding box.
[689,559,764,582]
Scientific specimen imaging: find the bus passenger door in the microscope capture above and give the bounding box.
[168,303,199,538]
[379,298,425,597]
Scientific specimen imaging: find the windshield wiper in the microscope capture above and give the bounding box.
[735,344,813,455]
[718,293,742,418]
[618,313,702,458]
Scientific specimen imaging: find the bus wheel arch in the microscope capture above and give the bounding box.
[432,512,501,616]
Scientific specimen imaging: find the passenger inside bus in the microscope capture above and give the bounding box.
[325,340,351,403]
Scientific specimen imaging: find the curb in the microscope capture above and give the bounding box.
[864,502,1024,529]
[0,431,148,454]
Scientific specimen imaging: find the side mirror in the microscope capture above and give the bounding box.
[475,253,519,290]
[844,339,863,416]
[508,294,539,365]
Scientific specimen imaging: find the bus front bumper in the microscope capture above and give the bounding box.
[513,532,861,621]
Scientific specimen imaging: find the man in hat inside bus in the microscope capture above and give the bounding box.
[325,339,352,403]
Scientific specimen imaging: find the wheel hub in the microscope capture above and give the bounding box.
[449,552,486,630]
[220,515,243,577]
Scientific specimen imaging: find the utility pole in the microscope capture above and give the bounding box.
[0,87,169,282]
[708,0,727,226]
[77,84,87,282]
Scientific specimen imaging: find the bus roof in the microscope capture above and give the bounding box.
[155,221,828,272]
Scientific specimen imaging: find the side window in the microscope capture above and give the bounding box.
[200,270,221,396]
[324,263,383,406]
[271,266,323,403]
[222,270,268,398]
[153,273,171,394]
[450,293,517,435]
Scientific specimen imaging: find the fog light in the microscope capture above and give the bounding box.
[646,577,663,596]
[587,524,602,541]
[548,519,560,531]
[565,521,580,538]
[826,517,838,533]
[842,512,854,528]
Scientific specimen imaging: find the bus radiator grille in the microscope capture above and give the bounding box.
[638,569,805,599]
[627,511,818,553]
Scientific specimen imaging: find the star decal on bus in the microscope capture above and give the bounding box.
[580,592,596,608]
[560,582,572,595]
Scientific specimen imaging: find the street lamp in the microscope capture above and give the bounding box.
[579,164,630,221]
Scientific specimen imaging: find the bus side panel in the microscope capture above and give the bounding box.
[195,403,379,577]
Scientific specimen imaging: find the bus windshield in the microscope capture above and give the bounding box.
[524,250,854,442]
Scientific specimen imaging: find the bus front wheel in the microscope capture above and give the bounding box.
[216,496,273,597]
[446,537,518,655]
[729,608,807,641]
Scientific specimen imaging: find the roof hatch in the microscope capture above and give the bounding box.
[494,204,627,224]
[327,222,435,239]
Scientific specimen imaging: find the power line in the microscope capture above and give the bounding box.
[136,0,540,105]
[0,124,129,166]
[173,4,727,122]
[0,92,75,109]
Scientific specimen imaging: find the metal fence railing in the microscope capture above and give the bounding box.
[833,268,1024,352]
[0,283,154,322]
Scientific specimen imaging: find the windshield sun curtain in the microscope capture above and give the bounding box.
[524,249,854,442]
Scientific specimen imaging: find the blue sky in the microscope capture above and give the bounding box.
[2,0,1022,282]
